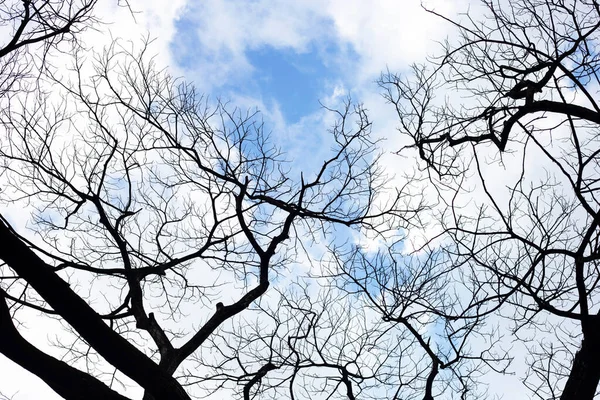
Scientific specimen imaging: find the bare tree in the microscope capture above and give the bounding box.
[329,233,509,400]
[189,278,423,400]
[380,0,600,399]
[0,40,410,399]
[0,0,100,96]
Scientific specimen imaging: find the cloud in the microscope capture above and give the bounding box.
[325,0,459,81]
[173,0,462,89]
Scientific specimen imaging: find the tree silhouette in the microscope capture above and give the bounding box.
[380,0,600,398]
[0,0,100,97]
[4,0,598,399]
[0,40,411,399]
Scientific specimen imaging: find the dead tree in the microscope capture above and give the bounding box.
[380,0,600,398]
[0,40,410,399]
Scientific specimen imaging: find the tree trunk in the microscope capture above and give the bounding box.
[561,333,600,400]
[0,294,131,400]
[0,220,192,400]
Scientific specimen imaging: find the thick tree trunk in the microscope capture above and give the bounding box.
[561,334,600,400]
[0,295,130,400]
[0,220,191,400]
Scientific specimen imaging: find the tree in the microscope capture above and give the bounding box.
[378,0,600,398]
[0,39,409,399]
[0,0,100,97]
[7,1,599,399]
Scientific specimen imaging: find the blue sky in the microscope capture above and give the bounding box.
[162,0,460,194]
[244,46,336,122]
[173,26,342,123]
[165,0,455,126]
[156,4,528,398]
[170,8,357,123]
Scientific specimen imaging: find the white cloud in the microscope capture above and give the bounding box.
[174,0,463,93]
[325,0,458,81]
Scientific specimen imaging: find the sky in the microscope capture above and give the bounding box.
[0,0,533,399]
